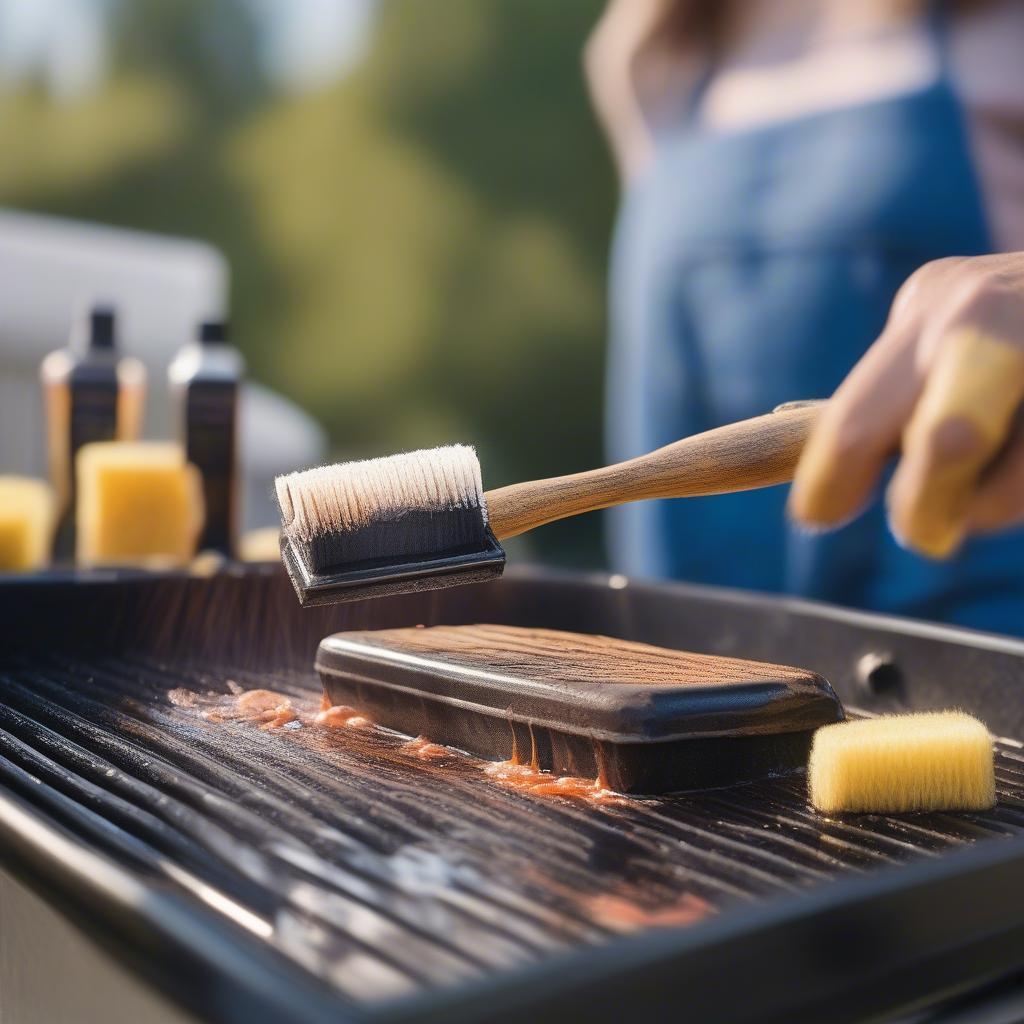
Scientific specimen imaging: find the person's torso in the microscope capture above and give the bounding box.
[607,5,1024,634]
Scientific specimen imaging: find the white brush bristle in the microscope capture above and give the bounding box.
[276,445,485,543]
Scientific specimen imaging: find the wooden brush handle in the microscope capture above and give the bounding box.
[485,401,826,541]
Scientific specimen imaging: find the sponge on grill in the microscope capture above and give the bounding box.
[76,442,204,567]
[809,711,995,814]
[0,477,55,571]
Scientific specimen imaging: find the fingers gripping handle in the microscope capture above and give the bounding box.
[485,401,825,541]
[890,330,1024,557]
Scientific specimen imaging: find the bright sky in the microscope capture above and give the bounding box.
[0,0,107,99]
[249,0,376,94]
[0,0,376,98]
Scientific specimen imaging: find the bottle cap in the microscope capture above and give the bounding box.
[73,304,117,353]
[197,320,229,345]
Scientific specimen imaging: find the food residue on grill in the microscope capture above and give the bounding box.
[166,685,629,804]
[583,891,712,933]
[166,687,201,709]
[169,686,297,730]
[315,703,374,730]
[401,735,450,760]
[484,759,622,804]
[476,723,623,804]
[229,689,298,730]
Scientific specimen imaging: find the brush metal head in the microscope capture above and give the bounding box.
[275,445,505,606]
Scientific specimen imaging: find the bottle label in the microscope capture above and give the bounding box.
[70,380,119,454]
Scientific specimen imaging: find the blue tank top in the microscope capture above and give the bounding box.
[607,7,1024,635]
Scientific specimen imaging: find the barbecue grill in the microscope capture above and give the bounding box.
[3,565,1024,1024]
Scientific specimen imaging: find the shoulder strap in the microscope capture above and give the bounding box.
[924,0,953,76]
[683,60,716,126]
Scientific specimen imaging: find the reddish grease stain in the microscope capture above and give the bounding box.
[480,717,621,804]
[526,723,539,771]
[169,688,626,805]
[400,735,450,760]
[257,705,299,729]
[169,687,297,730]
[484,759,622,804]
[315,704,374,730]
[211,689,298,730]
[584,892,712,933]
[171,686,378,733]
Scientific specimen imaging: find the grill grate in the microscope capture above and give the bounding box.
[3,651,1024,1006]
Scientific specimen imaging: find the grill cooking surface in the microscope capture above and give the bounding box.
[4,651,1024,1005]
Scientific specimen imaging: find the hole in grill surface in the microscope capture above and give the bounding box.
[856,651,904,700]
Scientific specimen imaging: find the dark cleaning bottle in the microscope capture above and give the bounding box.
[168,320,244,557]
[40,304,146,558]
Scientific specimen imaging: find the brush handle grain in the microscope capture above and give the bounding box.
[485,401,825,540]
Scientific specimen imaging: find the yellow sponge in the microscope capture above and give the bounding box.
[238,526,281,562]
[0,477,55,571]
[809,711,995,814]
[76,442,204,567]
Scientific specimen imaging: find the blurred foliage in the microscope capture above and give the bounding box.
[0,0,615,565]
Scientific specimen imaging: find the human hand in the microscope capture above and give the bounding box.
[789,253,1024,557]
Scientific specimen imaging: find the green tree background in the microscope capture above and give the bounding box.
[0,0,616,565]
